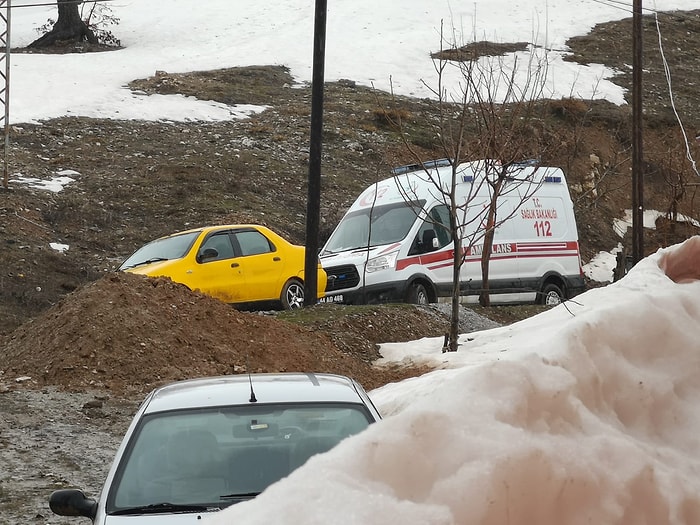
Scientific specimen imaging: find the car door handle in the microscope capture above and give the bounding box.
[231,262,240,268]
[273,257,281,261]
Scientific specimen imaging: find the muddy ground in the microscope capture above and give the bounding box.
[2,9,700,525]
[0,273,503,524]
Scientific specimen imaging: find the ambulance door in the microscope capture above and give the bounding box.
[407,204,452,284]
[488,196,520,292]
[517,193,570,283]
[459,195,519,296]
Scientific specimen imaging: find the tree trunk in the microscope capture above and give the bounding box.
[28,0,97,48]
[448,233,461,352]
[479,220,495,307]
[447,195,461,353]
[479,179,504,307]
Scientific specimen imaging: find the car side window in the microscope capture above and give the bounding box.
[235,230,274,257]
[198,232,235,262]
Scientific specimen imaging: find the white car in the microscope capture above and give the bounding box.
[49,373,381,523]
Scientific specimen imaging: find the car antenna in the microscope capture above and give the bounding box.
[246,354,257,403]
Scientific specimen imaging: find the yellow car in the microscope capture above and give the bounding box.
[119,225,327,309]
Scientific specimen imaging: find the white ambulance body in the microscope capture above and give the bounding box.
[320,159,585,305]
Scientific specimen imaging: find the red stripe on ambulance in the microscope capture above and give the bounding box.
[396,240,580,271]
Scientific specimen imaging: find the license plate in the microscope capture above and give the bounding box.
[319,294,344,303]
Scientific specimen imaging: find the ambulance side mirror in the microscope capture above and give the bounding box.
[422,229,438,252]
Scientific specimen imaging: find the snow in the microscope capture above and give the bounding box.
[7,1,700,523]
[11,170,76,192]
[49,242,69,253]
[9,0,700,124]
[582,243,622,282]
[208,237,700,524]
[614,209,700,238]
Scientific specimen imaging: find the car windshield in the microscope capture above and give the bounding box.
[119,231,200,270]
[106,403,373,513]
[322,200,425,254]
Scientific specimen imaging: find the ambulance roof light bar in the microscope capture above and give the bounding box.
[391,158,452,176]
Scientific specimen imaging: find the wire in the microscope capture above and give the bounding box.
[587,0,700,23]
[653,6,700,177]
[1,0,118,8]
[588,0,633,15]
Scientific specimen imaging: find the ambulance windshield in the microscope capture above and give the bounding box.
[322,200,424,254]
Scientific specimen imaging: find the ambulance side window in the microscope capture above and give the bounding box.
[409,205,452,255]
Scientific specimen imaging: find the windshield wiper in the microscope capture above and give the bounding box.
[122,257,169,270]
[111,502,211,515]
[220,492,260,501]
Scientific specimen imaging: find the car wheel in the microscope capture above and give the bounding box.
[281,279,305,309]
[406,282,429,305]
[541,283,564,306]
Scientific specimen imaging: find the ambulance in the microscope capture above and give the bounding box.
[320,159,585,306]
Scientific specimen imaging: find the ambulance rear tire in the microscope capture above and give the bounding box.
[407,283,429,305]
[541,283,564,306]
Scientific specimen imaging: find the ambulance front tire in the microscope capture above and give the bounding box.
[407,283,430,305]
[540,283,564,306]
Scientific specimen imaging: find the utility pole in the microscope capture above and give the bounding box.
[631,0,644,262]
[304,0,327,306]
[1,0,10,190]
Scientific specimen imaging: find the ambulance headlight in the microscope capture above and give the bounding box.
[366,251,398,273]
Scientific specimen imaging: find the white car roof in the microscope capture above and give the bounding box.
[142,373,372,413]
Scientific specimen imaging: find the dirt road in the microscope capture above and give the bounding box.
[0,388,137,524]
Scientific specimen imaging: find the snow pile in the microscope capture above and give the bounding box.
[208,236,700,524]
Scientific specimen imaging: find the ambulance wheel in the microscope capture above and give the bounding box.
[281,279,305,309]
[407,283,429,305]
[540,283,564,306]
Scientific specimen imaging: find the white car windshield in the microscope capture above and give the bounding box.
[106,403,373,514]
[322,201,424,254]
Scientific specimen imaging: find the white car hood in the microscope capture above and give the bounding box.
[103,511,224,524]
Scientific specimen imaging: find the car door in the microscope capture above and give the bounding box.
[231,228,286,302]
[190,230,248,303]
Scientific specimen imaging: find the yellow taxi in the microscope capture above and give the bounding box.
[119,225,327,309]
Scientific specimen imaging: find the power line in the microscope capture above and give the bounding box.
[580,0,700,179]
[5,0,118,9]
[653,10,700,177]
[588,0,700,22]
[588,0,633,15]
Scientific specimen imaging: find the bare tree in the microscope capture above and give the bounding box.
[29,0,97,49]
[384,23,558,350]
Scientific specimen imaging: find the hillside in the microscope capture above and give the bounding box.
[1,11,700,340]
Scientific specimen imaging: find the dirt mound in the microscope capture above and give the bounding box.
[0,273,417,394]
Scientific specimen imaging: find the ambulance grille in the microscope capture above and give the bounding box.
[324,265,360,291]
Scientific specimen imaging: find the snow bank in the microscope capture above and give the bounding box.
[208,236,700,525]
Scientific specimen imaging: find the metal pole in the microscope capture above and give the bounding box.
[1,0,10,190]
[631,0,644,262]
[304,0,327,306]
